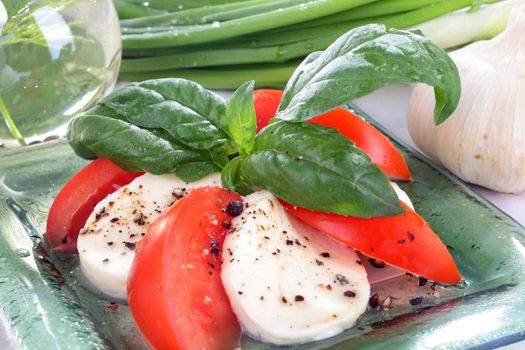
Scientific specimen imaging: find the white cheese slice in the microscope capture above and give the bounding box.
[221,191,370,345]
[391,182,414,210]
[77,172,221,300]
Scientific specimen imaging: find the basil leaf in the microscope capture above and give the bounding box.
[139,79,228,130]
[277,24,460,125]
[224,80,256,155]
[86,105,128,121]
[67,114,207,175]
[175,162,220,182]
[240,121,404,217]
[147,127,231,169]
[221,157,253,196]
[100,79,229,150]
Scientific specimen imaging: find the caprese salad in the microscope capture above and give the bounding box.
[46,24,462,349]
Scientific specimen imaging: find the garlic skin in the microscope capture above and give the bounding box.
[408,5,525,194]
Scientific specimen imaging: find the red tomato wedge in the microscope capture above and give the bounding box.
[309,110,412,181]
[253,89,412,181]
[282,202,461,284]
[253,89,284,133]
[128,186,241,350]
[46,158,142,254]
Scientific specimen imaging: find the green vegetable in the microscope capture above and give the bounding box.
[174,162,221,182]
[224,80,257,155]
[100,80,230,151]
[204,0,308,23]
[118,1,479,74]
[120,0,262,28]
[120,46,285,72]
[68,79,233,180]
[277,24,461,125]
[67,114,210,175]
[221,156,253,195]
[116,0,510,89]
[68,24,460,217]
[270,0,444,32]
[119,61,298,89]
[240,121,404,217]
[113,0,165,20]
[132,79,228,130]
[121,0,494,57]
[121,0,376,49]
[117,0,248,16]
[409,0,523,49]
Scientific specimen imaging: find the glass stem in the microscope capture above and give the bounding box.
[0,95,26,146]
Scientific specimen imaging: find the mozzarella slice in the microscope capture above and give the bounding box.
[78,172,221,300]
[391,182,414,210]
[221,192,370,345]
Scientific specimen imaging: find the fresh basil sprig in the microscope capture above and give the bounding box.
[67,24,461,218]
[276,24,461,125]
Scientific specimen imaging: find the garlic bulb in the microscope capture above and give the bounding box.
[408,5,525,194]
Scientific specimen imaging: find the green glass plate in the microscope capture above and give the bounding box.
[1,105,524,350]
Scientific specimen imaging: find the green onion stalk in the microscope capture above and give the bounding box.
[119,61,299,89]
[121,0,503,72]
[116,0,513,88]
[121,0,377,48]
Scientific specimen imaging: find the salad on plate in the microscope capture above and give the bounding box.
[45,24,463,349]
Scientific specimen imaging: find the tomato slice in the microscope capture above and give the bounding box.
[253,89,284,133]
[46,158,142,254]
[128,186,241,350]
[309,109,412,181]
[253,89,412,181]
[282,202,461,284]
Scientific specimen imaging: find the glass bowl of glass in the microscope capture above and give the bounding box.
[0,0,121,147]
